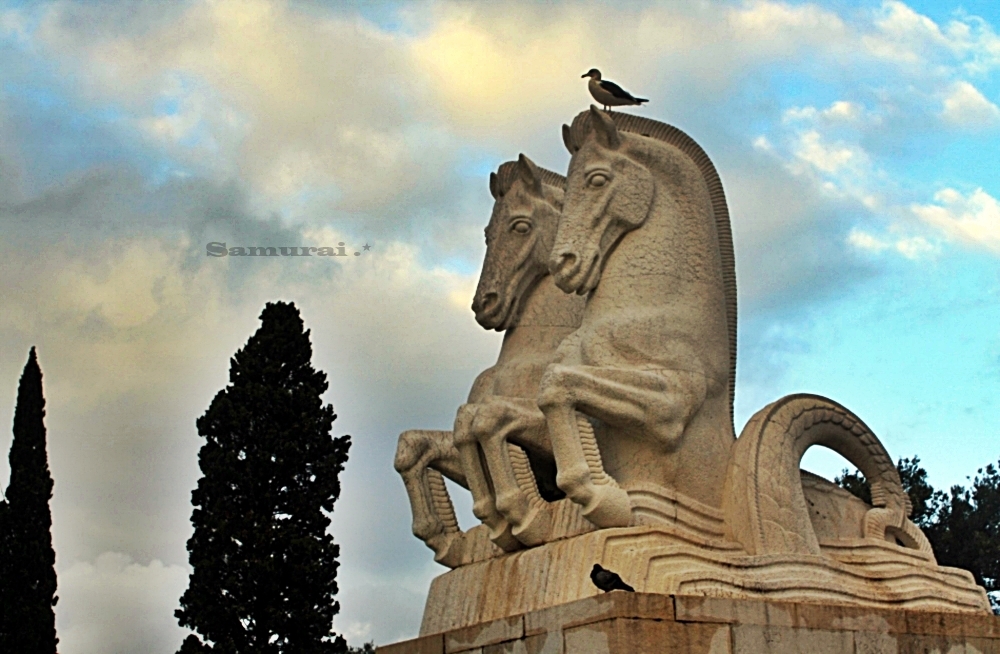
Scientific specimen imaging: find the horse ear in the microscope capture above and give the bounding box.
[517,153,543,196]
[489,172,500,199]
[562,124,577,154]
[589,105,621,149]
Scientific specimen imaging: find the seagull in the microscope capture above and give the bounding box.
[591,564,635,593]
[582,69,648,112]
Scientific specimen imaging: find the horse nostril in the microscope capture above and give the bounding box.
[552,252,578,276]
[477,292,499,315]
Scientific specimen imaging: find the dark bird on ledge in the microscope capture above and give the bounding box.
[591,564,635,592]
[582,69,648,112]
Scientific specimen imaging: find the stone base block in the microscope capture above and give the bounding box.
[377,593,1000,654]
[419,525,987,635]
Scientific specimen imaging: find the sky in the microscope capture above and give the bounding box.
[0,0,998,651]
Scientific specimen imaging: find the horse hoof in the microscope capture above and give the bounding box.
[488,520,524,552]
[582,484,632,528]
[429,532,467,568]
[512,506,552,547]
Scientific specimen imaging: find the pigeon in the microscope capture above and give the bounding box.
[591,564,635,592]
[582,69,648,112]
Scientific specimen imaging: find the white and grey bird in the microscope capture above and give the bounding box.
[582,69,648,112]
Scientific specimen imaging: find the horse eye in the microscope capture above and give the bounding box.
[587,172,610,187]
[512,221,531,234]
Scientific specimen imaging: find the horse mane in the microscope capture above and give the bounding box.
[566,110,737,431]
[494,161,565,195]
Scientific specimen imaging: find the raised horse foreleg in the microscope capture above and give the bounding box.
[394,429,469,566]
[538,364,709,528]
[453,403,522,552]
[471,397,553,546]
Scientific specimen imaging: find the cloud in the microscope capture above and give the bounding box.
[863,0,953,64]
[793,129,862,174]
[57,552,189,654]
[729,0,846,46]
[784,100,865,124]
[31,0,448,210]
[2,2,1000,651]
[846,228,935,259]
[940,80,1000,127]
[847,227,889,253]
[912,187,1000,253]
[862,1,1000,77]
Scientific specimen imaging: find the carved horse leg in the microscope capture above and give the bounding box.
[471,397,553,546]
[453,403,522,552]
[538,364,709,528]
[394,429,469,566]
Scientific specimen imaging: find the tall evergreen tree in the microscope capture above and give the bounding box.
[1,347,58,651]
[0,491,8,651]
[176,302,351,653]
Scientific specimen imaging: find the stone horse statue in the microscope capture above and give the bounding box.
[394,155,585,566]
[403,111,989,637]
[541,107,930,554]
[540,106,737,527]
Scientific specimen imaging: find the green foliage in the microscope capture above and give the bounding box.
[346,642,376,654]
[1,348,59,651]
[176,302,352,653]
[836,456,1000,612]
[923,464,1000,612]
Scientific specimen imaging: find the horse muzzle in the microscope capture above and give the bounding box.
[550,248,599,295]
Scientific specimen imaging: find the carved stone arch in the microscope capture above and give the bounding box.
[722,393,933,558]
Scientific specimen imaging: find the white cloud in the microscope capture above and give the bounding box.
[862,1,1000,78]
[0,8,29,41]
[729,1,845,45]
[941,81,1000,127]
[4,2,1000,651]
[863,0,951,64]
[912,187,1000,253]
[58,552,189,654]
[752,135,773,151]
[847,228,936,260]
[793,130,862,175]
[894,234,935,259]
[847,228,889,253]
[33,0,441,208]
[784,100,864,124]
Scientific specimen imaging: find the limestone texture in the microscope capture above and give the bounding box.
[378,594,1000,654]
[393,109,992,642]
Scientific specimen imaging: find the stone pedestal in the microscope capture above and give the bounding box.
[377,593,1000,654]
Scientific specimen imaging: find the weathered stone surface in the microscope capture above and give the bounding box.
[422,524,987,634]
[397,112,992,635]
[383,594,1000,654]
[446,615,523,653]
[564,618,731,654]
[483,632,562,654]
[732,624,854,653]
[394,157,586,567]
[524,592,673,637]
[377,632,444,654]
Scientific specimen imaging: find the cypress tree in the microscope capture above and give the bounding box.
[2,347,58,651]
[176,302,351,653]
[0,493,7,650]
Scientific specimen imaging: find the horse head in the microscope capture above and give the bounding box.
[549,105,654,295]
[472,154,565,330]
